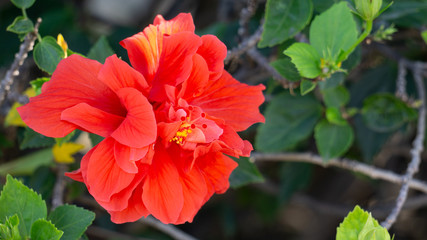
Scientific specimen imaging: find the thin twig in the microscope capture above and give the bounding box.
[0,18,41,107]
[250,152,427,194]
[395,59,408,101]
[224,23,263,64]
[139,216,198,240]
[238,0,259,39]
[247,48,297,89]
[381,62,426,229]
[52,163,68,209]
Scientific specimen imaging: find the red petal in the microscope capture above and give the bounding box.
[18,55,123,138]
[120,25,160,84]
[197,152,237,194]
[65,140,95,182]
[177,54,209,100]
[111,88,157,148]
[98,164,148,212]
[61,103,124,137]
[189,70,265,131]
[99,54,149,95]
[175,167,207,224]
[86,137,137,202]
[109,184,150,223]
[114,141,149,173]
[153,13,195,34]
[142,146,183,224]
[149,32,202,102]
[197,35,227,80]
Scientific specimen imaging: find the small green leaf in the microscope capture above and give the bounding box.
[0,214,21,240]
[89,133,103,146]
[300,79,317,95]
[322,85,350,108]
[229,157,264,188]
[30,77,50,95]
[422,30,427,45]
[10,0,35,9]
[0,175,47,238]
[48,205,95,240]
[55,131,75,146]
[20,128,56,150]
[30,219,63,240]
[326,107,347,125]
[284,42,322,78]
[0,149,53,176]
[270,58,301,82]
[361,93,417,132]
[33,36,65,74]
[336,205,390,240]
[256,93,323,152]
[87,36,115,63]
[259,0,313,47]
[310,2,358,61]
[7,16,34,34]
[314,120,354,161]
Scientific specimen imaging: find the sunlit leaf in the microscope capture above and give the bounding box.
[284,42,322,78]
[30,219,63,240]
[48,205,95,240]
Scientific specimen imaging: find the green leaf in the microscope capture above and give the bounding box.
[322,85,350,108]
[314,120,354,161]
[0,214,21,240]
[325,107,347,125]
[309,1,358,61]
[259,0,313,47]
[0,175,47,238]
[422,30,427,45]
[0,149,53,176]
[256,93,323,152]
[336,205,391,240]
[30,219,63,240]
[10,0,35,9]
[55,131,75,146]
[318,72,345,90]
[229,157,264,188]
[89,133,103,146]
[361,93,417,132]
[284,42,322,78]
[279,163,312,204]
[270,58,301,82]
[300,79,317,95]
[30,77,50,95]
[87,36,115,63]
[7,16,34,34]
[33,36,65,74]
[48,205,95,240]
[20,128,56,149]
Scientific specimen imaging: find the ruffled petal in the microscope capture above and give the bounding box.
[111,88,157,148]
[109,184,150,223]
[189,70,265,131]
[99,54,149,95]
[153,13,195,34]
[177,54,209,100]
[142,146,184,224]
[86,137,137,202]
[61,103,124,138]
[17,54,123,138]
[175,167,207,224]
[65,146,94,183]
[114,141,149,173]
[98,164,149,212]
[197,35,227,80]
[149,32,202,102]
[120,24,160,84]
[196,152,237,194]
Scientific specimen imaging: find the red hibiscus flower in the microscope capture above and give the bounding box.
[18,13,265,224]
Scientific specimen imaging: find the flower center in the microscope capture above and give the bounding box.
[169,121,193,145]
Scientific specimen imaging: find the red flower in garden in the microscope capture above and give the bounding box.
[18,13,265,224]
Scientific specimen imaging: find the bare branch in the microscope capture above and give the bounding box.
[0,18,41,107]
[238,0,259,39]
[224,24,263,64]
[395,59,408,101]
[51,163,68,210]
[250,152,427,194]
[381,61,426,229]
[246,48,298,89]
[139,216,198,240]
